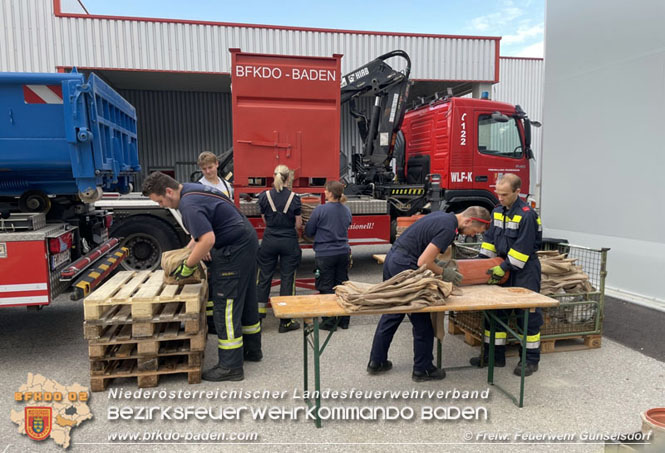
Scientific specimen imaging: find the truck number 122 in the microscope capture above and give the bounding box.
[460,113,467,146]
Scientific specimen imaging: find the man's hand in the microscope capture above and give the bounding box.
[438,260,463,286]
[441,267,463,285]
[172,259,198,280]
[486,265,505,284]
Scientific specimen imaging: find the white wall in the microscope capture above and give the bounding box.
[493,57,544,198]
[543,0,665,309]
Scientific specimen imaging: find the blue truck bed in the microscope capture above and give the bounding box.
[0,71,140,201]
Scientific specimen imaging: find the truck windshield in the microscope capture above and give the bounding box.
[477,114,523,159]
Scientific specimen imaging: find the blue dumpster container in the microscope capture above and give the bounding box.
[0,71,140,202]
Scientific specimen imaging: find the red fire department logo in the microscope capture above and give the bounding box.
[25,406,52,441]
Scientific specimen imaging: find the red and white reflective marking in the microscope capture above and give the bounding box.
[23,84,63,104]
[0,283,49,306]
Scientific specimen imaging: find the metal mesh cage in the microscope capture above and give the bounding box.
[449,242,609,340]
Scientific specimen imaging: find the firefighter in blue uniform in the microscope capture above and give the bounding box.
[256,165,302,333]
[471,173,543,376]
[368,207,491,382]
[304,180,352,330]
[142,172,262,382]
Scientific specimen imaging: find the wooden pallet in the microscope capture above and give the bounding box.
[372,254,386,264]
[87,320,207,358]
[91,351,203,376]
[83,270,205,321]
[447,318,482,346]
[448,318,603,353]
[83,301,202,340]
[540,334,602,353]
[92,338,203,359]
[90,354,202,392]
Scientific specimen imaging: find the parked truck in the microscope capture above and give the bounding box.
[0,71,140,307]
[99,49,537,271]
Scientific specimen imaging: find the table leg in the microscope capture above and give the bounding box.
[488,312,496,385]
[518,309,529,408]
[313,318,322,428]
[437,339,442,369]
[303,320,309,396]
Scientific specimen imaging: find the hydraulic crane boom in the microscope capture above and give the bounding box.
[341,50,411,186]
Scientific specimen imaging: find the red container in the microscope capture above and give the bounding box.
[230,49,342,187]
[396,215,425,228]
[456,257,510,286]
[645,408,665,428]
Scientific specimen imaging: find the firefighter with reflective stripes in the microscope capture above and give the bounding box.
[472,173,543,376]
[256,165,302,333]
[142,172,262,382]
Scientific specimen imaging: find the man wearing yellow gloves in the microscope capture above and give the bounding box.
[471,173,543,376]
[143,172,262,382]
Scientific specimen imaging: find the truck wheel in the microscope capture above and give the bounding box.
[19,190,51,213]
[111,216,181,271]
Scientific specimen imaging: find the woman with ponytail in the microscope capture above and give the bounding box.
[256,165,302,333]
[304,180,352,330]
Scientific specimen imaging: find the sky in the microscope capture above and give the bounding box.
[64,0,544,57]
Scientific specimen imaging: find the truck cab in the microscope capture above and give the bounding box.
[400,97,532,212]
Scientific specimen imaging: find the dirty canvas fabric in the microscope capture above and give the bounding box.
[537,251,594,295]
[334,265,454,313]
[161,247,206,285]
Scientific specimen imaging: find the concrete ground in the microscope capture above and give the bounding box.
[1,245,663,453]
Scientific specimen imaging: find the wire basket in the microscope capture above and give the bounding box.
[449,242,609,341]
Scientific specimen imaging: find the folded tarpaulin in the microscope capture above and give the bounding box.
[334,265,455,313]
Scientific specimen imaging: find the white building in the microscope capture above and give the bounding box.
[543,0,665,309]
[2,0,543,183]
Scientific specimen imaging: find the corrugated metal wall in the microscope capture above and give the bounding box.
[341,97,373,179]
[119,90,233,183]
[492,57,544,195]
[1,0,498,82]
[118,89,371,184]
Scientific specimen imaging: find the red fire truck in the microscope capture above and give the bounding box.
[100,49,538,270]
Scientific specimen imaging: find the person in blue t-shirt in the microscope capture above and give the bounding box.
[142,171,262,383]
[367,207,491,382]
[304,180,352,330]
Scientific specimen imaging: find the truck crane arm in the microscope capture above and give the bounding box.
[341,50,412,186]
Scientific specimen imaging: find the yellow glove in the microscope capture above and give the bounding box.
[172,259,198,280]
[486,265,505,285]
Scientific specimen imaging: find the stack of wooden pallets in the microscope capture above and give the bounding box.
[83,270,207,392]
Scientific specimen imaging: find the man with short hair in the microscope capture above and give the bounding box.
[142,171,262,382]
[197,151,234,199]
[368,207,491,382]
[472,173,543,376]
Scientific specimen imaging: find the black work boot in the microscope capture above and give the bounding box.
[367,360,393,375]
[202,365,244,382]
[319,317,338,331]
[514,362,539,376]
[278,319,300,333]
[243,350,263,362]
[412,367,446,382]
[469,356,506,368]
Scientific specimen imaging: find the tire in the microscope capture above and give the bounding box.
[389,219,397,244]
[110,215,182,271]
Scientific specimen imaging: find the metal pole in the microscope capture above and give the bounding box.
[313,318,322,428]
